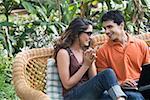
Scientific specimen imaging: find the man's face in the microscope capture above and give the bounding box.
[102,20,123,41]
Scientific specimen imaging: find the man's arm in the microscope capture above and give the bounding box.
[95,48,109,72]
[142,40,150,65]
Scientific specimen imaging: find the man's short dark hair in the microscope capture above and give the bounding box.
[101,10,125,25]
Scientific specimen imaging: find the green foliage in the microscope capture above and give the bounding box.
[60,0,79,24]
[0,0,21,57]
[0,0,149,56]
[0,43,18,100]
[0,0,150,55]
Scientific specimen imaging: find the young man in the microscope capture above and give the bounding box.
[96,10,150,99]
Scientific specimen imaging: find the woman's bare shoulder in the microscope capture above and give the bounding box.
[57,48,69,57]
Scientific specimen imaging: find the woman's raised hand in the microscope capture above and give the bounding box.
[83,48,96,67]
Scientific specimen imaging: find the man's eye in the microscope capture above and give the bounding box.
[108,26,112,28]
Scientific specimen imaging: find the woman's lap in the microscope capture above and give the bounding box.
[64,69,126,100]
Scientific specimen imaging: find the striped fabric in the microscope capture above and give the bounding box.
[45,58,63,100]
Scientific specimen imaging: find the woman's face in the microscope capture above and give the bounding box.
[79,25,93,47]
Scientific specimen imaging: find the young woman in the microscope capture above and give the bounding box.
[54,17,127,100]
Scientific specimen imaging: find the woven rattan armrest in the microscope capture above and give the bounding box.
[13,48,54,100]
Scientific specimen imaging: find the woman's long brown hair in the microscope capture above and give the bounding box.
[54,17,92,59]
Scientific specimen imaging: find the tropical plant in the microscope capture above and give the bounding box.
[0,43,18,99]
[1,0,149,56]
[0,0,21,56]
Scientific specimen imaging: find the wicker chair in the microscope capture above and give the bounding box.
[12,33,150,100]
[12,48,53,100]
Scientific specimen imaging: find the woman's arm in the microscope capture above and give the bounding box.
[57,49,90,90]
[88,61,97,78]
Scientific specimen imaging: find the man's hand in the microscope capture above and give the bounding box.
[121,80,138,90]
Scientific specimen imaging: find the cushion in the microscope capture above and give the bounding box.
[45,58,63,100]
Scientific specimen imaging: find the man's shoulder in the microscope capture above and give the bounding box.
[133,37,147,46]
[97,42,110,52]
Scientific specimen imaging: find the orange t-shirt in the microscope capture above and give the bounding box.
[96,35,150,84]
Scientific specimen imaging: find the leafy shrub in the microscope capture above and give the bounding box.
[0,43,18,100]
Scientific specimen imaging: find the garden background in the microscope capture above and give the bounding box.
[0,0,149,99]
